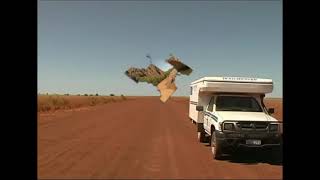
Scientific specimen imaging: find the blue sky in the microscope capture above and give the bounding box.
[38,1,282,97]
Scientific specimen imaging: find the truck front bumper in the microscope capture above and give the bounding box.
[215,131,282,152]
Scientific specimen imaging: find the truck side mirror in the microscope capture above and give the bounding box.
[196,105,204,111]
[268,108,275,114]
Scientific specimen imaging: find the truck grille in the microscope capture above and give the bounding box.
[236,122,268,131]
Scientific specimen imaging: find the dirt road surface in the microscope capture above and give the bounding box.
[38,97,282,179]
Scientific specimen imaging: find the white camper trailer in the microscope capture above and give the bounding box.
[189,77,282,159]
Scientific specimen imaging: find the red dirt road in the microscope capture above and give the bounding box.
[38,97,282,179]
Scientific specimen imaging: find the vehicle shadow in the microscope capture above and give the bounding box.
[204,143,282,165]
[224,149,282,165]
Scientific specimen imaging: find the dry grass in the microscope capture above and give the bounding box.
[38,95,128,112]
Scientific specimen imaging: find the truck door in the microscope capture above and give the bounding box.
[204,96,215,133]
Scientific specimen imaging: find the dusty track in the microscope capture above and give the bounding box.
[38,97,282,179]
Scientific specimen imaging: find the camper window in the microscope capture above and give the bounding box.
[216,96,263,112]
[207,97,215,112]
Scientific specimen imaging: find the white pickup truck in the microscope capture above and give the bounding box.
[189,77,282,159]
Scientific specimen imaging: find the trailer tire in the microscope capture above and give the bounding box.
[211,131,222,159]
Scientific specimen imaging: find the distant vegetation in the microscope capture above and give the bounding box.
[38,94,128,112]
[38,95,71,112]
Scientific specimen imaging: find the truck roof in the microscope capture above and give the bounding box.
[191,77,272,85]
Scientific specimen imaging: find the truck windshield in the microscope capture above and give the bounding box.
[216,96,263,112]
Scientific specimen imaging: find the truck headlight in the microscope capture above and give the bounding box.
[269,124,279,132]
[223,123,234,131]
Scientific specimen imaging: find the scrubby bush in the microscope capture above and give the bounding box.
[102,97,111,104]
[89,97,98,106]
[121,94,127,100]
[95,93,99,96]
[46,95,70,110]
[38,93,129,112]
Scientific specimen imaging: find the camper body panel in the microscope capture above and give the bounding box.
[189,83,217,124]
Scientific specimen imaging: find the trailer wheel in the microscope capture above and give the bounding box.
[197,131,206,142]
[211,131,222,159]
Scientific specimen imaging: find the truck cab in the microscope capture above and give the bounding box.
[189,77,282,159]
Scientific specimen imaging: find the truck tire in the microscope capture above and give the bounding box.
[197,131,206,142]
[271,135,282,160]
[211,131,222,159]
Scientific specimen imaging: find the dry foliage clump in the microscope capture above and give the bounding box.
[38,95,127,112]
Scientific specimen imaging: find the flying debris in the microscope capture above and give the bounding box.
[157,55,193,102]
[125,54,193,102]
[146,54,152,64]
[166,55,192,75]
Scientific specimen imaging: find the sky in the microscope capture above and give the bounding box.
[38,0,282,97]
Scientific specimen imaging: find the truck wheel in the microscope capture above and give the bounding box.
[211,131,222,159]
[271,135,283,160]
[197,131,206,143]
